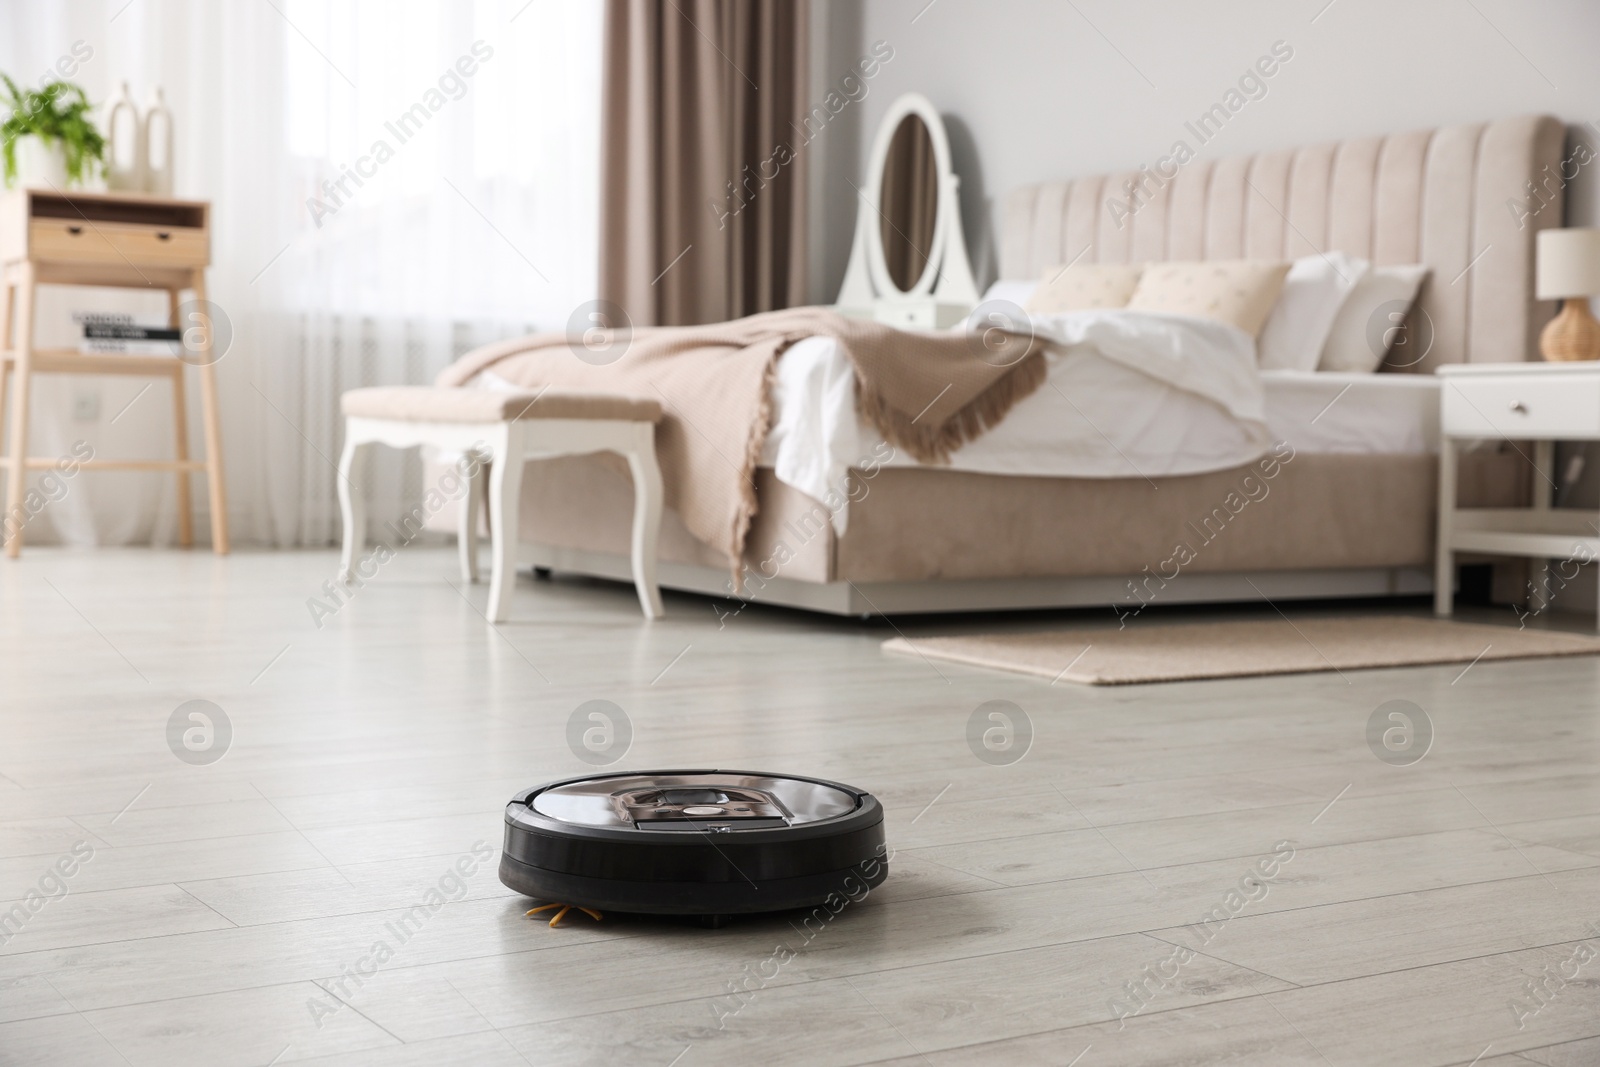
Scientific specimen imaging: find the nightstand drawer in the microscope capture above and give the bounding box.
[1439,373,1600,438]
[28,219,209,268]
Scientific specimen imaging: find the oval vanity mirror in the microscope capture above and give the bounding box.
[836,92,978,327]
[879,113,938,293]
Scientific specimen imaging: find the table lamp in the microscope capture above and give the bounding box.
[1537,227,1600,361]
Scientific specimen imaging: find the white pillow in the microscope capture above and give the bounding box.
[1319,264,1431,372]
[981,279,1038,308]
[1257,252,1368,371]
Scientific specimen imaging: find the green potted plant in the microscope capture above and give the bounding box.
[1,75,106,188]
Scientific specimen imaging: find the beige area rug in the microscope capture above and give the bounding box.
[881,616,1600,685]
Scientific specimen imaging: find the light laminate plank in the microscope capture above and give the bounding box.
[1520,1036,1600,1065]
[844,932,1294,1053]
[72,799,296,849]
[0,819,105,861]
[1265,941,1600,1064]
[81,981,400,1065]
[499,978,925,1067]
[0,832,329,899]
[289,1030,531,1067]
[0,895,619,1012]
[1503,814,1600,860]
[0,974,74,1026]
[0,1012,132,1067]
[0,884,233,958]
[1149,866,1600,986]
[855,994,1326,1066]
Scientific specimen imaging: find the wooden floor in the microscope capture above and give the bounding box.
[1,547,1597,1067]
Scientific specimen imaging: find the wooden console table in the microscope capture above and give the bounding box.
[0,189,226,555]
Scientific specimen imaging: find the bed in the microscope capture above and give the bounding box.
[487,113,1564,616]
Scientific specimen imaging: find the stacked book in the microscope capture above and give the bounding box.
[77,313,181,356]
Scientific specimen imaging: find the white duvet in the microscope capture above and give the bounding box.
[762,310,1272,534]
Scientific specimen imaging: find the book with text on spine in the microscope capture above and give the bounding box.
[80,321,182,357]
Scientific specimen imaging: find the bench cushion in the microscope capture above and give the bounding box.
[341,386,662,424]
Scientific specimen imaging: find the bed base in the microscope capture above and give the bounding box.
[521,542,1431,617]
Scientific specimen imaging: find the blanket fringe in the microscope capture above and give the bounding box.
[727,356,782,591]
[858,351,1050,465]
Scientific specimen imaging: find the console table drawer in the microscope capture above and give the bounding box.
[1440,374,1600,438]
[28,219,208,268]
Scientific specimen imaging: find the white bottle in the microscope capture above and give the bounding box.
[142,87,174,196]
[104,82,145,192]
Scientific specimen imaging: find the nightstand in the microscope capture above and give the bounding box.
[1434,361,1600,626]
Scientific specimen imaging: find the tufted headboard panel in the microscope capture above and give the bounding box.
[999,114,1567,371]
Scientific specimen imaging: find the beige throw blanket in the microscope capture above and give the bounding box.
[436,307,1048,571]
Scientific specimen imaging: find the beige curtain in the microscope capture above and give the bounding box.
[600,0,810,326]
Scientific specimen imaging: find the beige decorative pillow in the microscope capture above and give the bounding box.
[1024,263,1144,313]
[1126,260,1292,336]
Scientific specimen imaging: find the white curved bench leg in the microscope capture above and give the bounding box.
[337,436,367,582]
[626,423,664,619]
[487,425,522,623]
[458,449,483,583]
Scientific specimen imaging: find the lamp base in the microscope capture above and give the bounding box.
[1541,298,1600,361]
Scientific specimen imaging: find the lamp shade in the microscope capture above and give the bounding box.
[1537,228,1600,299]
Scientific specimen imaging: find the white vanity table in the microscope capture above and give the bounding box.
[834,93,978,328]
[840,297,973,331]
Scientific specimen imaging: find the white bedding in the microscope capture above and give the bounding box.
[1260,369,1438,455]
[469,308,1439,537]
[761,312,1439,534]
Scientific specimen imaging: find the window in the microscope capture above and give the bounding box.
[279,0,602,326]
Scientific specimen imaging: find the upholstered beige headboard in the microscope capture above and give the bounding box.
[1000,114,1566,371]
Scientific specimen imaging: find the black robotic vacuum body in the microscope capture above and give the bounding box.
[499,770,888,916]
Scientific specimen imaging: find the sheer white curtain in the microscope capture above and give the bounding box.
[0,0,601,546]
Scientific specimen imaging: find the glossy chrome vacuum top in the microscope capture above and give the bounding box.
[530,771,859,830]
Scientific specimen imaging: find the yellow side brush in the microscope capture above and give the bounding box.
[524,903,604,928]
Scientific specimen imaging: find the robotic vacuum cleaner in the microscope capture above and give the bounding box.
[499,770,888,918]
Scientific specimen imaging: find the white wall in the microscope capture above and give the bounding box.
[814,0,1600,295]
